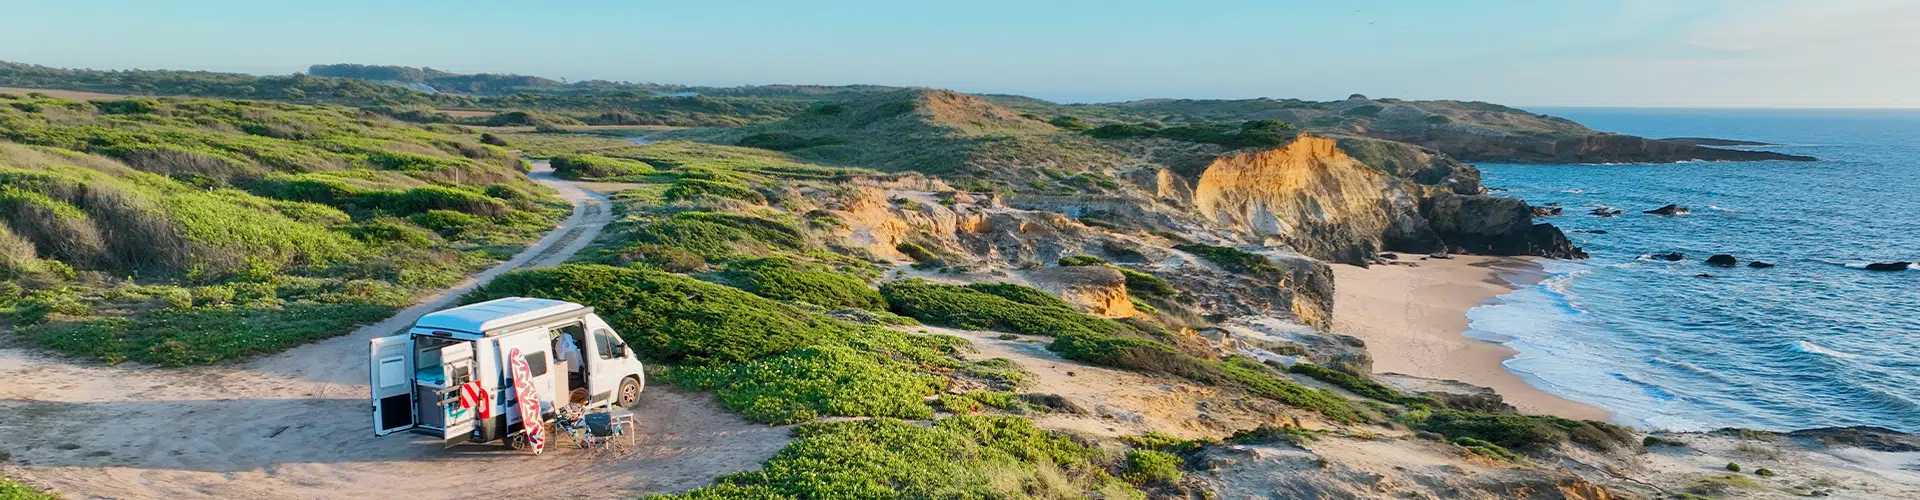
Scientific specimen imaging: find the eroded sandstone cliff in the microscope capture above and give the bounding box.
[1183,134,1581,264]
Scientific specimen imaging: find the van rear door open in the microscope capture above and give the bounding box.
[369,334,416,436]
[439,343,476,447]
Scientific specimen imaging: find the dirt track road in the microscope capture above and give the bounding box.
[0,161,788,499]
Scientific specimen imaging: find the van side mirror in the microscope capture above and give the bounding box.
[613,343,627,357]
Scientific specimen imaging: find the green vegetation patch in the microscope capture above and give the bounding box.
[1121,449,1185,486]
[1402,409,1635,453]
[1085,119,1297,149]
[0,475,57,500]
[1175,243,1285,277]
[549,154,654,180]
[712,257,885,310]
[1287,363,1421,404]
[30,301,397,366]
[672,345,944,424]
[653,416,1136,499]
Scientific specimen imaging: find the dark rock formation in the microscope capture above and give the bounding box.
[1660,137,1775,147]
[1591,207,1625,216]
[1373,129,1816,164]
[1572,229,1609,234]
[1651,252,1685,261]
[1706,254,1738,267]
[1531,206,1563,217]
[1696,273,1717,278]
[1785,426,1920,452]
[1747,261,1775,268]
[1865,262,1912,271]
[1645,204,1690,215]
[1418,192,1586,259]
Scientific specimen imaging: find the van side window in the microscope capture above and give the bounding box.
[524,352,548,377]
[594,330,619,359]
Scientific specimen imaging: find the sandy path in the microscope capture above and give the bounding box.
[1330,255,1610,421]
[0,161,788,499]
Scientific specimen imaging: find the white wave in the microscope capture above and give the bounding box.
[1791,340,1859,360]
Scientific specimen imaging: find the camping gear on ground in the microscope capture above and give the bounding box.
[369,297,647,449]
[580,408,635,457]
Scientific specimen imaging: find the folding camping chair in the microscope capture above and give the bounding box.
[580,411,634,457]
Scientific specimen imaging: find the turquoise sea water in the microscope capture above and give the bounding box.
[1474,108,1920,433]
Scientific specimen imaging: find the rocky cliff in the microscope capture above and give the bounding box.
[1184,135,1582,264]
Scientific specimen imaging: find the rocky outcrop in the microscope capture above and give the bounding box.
[1021,265,1136,318]
[1376,373,1516,413]
[1373,129,1815,163]
[1418,191,1587,258]
[1331,135,1483,194]
[1192,135,1442,264]
[1644,204,1688,215]
[1785,426,1920,452]
[1706,254,1738,267]
[1865,262,1912,271]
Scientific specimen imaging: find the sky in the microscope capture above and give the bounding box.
[5,0,1917,107]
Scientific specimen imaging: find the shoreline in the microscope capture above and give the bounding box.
[1331,255,1611,421]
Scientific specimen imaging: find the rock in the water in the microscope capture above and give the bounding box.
[1572,229,1609,234]
[1695,273,1717,278]
[1650,252,1685,261]
[1706,254,1738,267]
[1747,261,1775,268]
[1865,262,1912,271]
[1645,204,1690,215]
[1590,207,1625,216]
[1530,206,1563,217]
[1417,192,1587,259]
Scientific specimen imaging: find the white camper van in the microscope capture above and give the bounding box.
[369,297,645,447]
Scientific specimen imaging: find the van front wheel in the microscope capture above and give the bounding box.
[617,377,642,409]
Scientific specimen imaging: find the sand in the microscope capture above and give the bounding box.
[1331,255,1610,421]
[0,161,789,499]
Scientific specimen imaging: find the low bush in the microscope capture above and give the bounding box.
[1058,255,1108,267]
[880,279,1133,338]
[1122,449,1185,486]
[550,154,654,180]
[1451,436,1525,462]
[607,212,806,263]
[1404,409,1635,452]
[655,416,1132,499]
[714,257,885,310]
[894,241,936,262]
[1115,267,1176,298]
[663,178,765,204]
[735,133,845,152]
[1287,363,1411,403]
[1175,243,1284,277]
[0,475,57,500]
[672,345,944,424]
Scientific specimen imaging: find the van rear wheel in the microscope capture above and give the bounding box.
[617,377,642,409]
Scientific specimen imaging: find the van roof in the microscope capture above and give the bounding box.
[414,297,588,334]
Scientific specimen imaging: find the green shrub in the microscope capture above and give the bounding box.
[550,154,653,180]
[606,212,806,264]
[1122,449,1185,485]
[1048,116,1093,131]
[715,257,885,310]
[1451,436,1525,462]
[1287,363,1410,403]
[0,475,58,500]
[663,178,764,204]
[1726,462,1741,472]
[465,264,862,364]
[1754,468,1774,477]
[1115,267,1176,298]
[672,345,943,424]
[1175,243,1283,277]
[1406,409,1634,452]
[880,279,1132,338]
[656,416,1131,499]
[960,358,1032,390]
[736,133,845,151]
[1057,255,1107,267]
[410,209,479,235]
[895,241,936,262]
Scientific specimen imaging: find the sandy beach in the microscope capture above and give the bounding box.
[1331,255,1611,421]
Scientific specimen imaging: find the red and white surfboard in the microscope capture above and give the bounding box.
[506,348,546,454]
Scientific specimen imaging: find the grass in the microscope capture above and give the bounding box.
[1175,243,1285,277]
[652,416,1138,499]
[1287,363,1421,404]
[672,345,945,424]
[589,211,807,267]
[1450,436,1525,462]
[0,95,567,365]
[1121,449,1185,486]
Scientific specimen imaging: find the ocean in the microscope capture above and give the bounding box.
[1472,108,1920,433]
